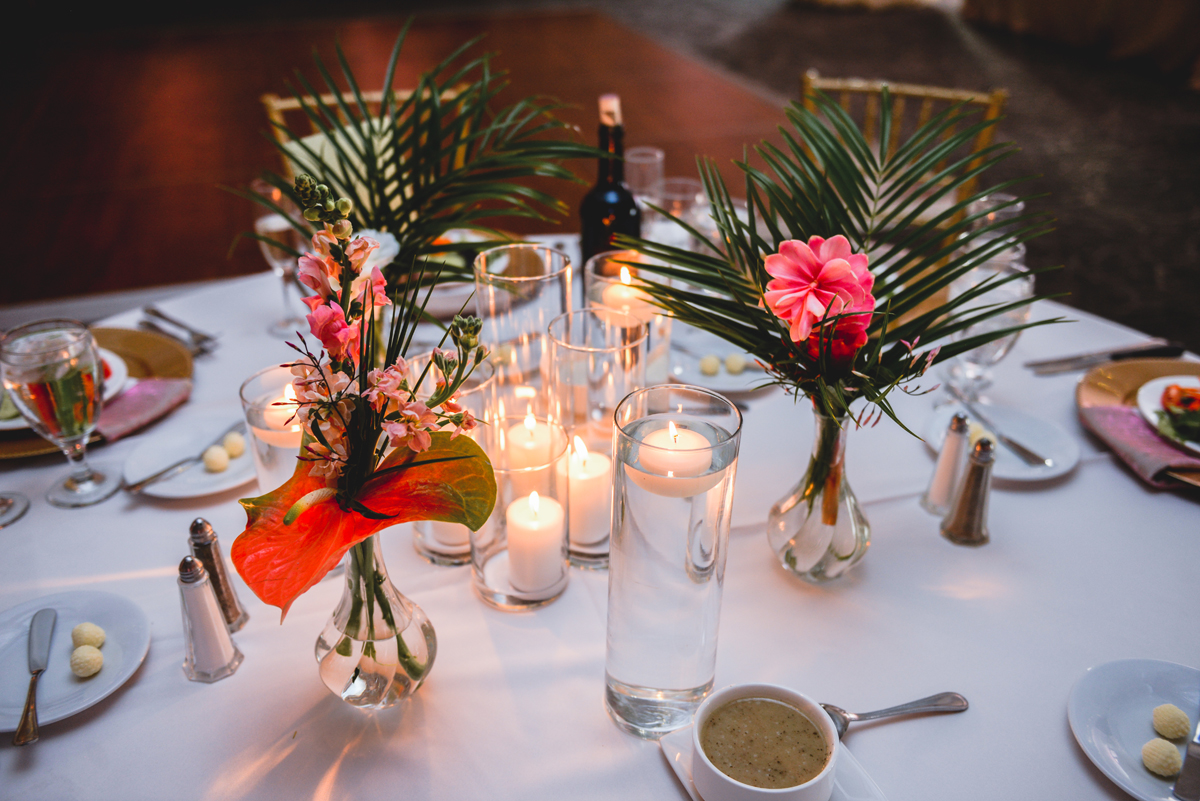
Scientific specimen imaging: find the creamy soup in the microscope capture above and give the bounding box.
[699,697,829,789]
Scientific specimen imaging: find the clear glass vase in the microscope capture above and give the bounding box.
[767,410,870,582]
[314,534,436,709]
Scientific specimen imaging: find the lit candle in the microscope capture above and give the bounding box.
[429,520,470,548]
[600,266,656,323]
[627,418,723,498]
[506,491,566,592]
[555,436,614,547]
[252,384,303,448]
[505,411,553,469]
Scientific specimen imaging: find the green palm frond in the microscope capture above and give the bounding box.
[619,88,1063,425]
[247,21,598,290]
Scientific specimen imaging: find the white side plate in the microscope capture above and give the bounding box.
[1068,658,1200,801]
[0,590,152,732]
[924,402,1081,482]
[1136,375,1200,455]
[122,411,256,499]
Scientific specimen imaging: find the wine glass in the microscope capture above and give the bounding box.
[946,255,1034,402]
[624,146,665,211]
[644,176,706,251]
[0,492,29,527]
[0,320,121,507]
[251,179,308,338]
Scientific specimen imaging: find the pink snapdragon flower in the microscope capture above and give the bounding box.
[298,252,340,300]
[764,235,875,344]
[364,363,409,411]
[306,302,360,364]
[382,400,439,453]
[350,265,391,310]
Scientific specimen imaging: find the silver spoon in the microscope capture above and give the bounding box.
[820,692,968,739]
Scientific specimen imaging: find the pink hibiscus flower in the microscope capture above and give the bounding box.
[763,235,876,344]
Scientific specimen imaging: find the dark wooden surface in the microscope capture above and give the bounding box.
[4,11,784,305]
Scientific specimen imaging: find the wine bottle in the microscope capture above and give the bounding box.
[580,94,641,265]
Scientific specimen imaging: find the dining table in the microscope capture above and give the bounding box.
[0,247,1197,801]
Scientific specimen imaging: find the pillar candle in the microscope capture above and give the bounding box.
[555,436,614,547]
[506,491,565,592]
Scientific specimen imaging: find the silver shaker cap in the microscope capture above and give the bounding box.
[178,555,207,583]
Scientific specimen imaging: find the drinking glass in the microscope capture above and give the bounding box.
[624,146,665,211]
[547,309,647,567]
[0,320,121,507]
[947,258,1034,401]
[239,364,303,494]
[605,385,742,738]
[644,177,706,251]
[251,179,308,338]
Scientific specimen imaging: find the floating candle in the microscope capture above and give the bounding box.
[506,491,566,593]
[600,266,656,323]
[252,384,303,448]
[628,418,724,498]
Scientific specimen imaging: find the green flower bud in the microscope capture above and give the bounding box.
[303,207,321,222]
[336,198,353,215]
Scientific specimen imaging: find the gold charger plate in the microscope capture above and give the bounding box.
[0,327,193,460]
[1076,357,1200,489]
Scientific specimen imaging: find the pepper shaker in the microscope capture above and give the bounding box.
[941,438,995,546]
[921,412,969,516]
[189,518,249,632]
[178,556,244,683]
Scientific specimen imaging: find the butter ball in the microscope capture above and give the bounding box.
[222,431,246,459]
[1143,738,1183,777]
[70,645,104,678]
[699,354,721,376]
[71,622,105,649]
[724,354,747,375]
[1154,704,1192,739]
[202,445,230,473]
[967,421,994,447]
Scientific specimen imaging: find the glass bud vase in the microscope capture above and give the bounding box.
[314,534,436,709]
[767,410,870,581]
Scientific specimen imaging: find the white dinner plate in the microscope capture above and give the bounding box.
[0,348,128,432]
[0,591,151,732]
[1067,659,1200,801]
[923,402,1081,482]
[1136,375,1200,455]
[661,723,888,801]
[122,412,256,499]
[670,323,771,394]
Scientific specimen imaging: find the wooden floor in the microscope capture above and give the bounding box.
[5,11,785,306]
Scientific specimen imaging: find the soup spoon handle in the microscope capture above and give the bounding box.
[851,692,968,722]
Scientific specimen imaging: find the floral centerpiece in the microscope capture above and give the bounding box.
[231,175,497,708]
[622,90,1059,581]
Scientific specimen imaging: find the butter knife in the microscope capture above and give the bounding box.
[13,608,56,746]
[1174,716,1200,800]
[1024,340,1183,375]
[944,384,1054,468]
[123,420,246,494]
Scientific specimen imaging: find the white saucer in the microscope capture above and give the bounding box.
[0,348,127,432]
[670,323,771,395]
[1067,659,1200,801]
[660,724,888,801]
[923,402,1081,481]
[1136,375,1200,455]
[0,591,151,732]
[123,412,256,499]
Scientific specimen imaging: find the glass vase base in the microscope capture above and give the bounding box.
[314,617,435,710]
[47,464,121,508]
[604,674,712,740]
[568,538,609,570]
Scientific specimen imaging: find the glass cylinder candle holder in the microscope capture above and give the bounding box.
[239,364,303,494]
[474,244,572,420]
[408,353,497,566]
[605,385,742,739]
[547,309,647,568]
[470,415,570,611]
[584,250,672,384]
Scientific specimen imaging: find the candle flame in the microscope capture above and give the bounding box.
[620,265,632,285]
[284,383,297,402]
[524,411,537,435]
[529,491,540,516]
[572,435,589,464]
[668,420,679,444]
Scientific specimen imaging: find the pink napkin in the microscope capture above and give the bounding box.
[96,378,192,442]
[1079,405,1200,488]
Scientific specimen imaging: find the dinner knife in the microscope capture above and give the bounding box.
[12,608,56,746]
[1024,340,1184,375]
[1175,716,1200,800]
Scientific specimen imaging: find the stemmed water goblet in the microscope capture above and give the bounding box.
[0,320,121,507]
[251,179,308,338]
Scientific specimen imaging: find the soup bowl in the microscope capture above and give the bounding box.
[691,683,838,801]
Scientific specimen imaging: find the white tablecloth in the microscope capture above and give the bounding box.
[1,269,1196,801]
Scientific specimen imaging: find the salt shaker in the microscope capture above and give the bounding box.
[921,413,970,516]
[178,556,244,683]
[189,518,249,632]
[940,438,995,546]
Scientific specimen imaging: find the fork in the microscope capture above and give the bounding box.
[143,306,218,352]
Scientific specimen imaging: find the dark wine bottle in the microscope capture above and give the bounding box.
[580,94,641,265]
